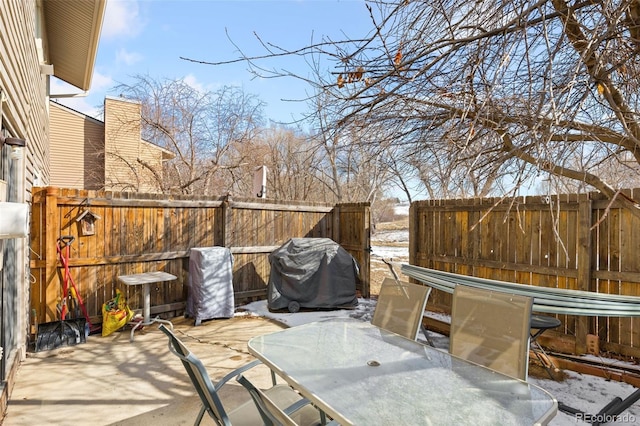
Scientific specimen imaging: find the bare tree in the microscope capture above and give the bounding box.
[185,0,640,217]
[305,91,394,208]
[112,75,264,194]
[263,127,323,201]
[220,126,321,200]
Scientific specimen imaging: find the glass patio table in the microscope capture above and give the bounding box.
[248,317,557,425]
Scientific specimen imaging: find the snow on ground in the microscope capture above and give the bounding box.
[372,245,410,259]
[371,229,410,260]
[371,229,409,244]
[393,202,410,216]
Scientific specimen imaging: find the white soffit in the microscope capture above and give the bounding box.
[42,0,106,91]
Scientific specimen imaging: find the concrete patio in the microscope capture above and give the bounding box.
[7,300,640,425]
[3,315,286,425]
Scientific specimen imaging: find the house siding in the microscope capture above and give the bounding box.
[138,140,165,192]
[0,0,49,413]
[1,0,49,186]
[49,98,169,193]
[104,97,142,191]
[49,102,105,189]
[104,97,164,192]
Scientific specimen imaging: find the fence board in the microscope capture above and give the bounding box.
[411,191,640,357]
[30,188,370,322]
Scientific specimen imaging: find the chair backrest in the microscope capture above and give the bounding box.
[236,374,298,426]
[371,278,431,340]
[449,284,532,381]
[159,324,232,426]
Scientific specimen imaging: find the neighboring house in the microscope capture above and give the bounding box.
[49,97,174,192]
[0,0,106,413]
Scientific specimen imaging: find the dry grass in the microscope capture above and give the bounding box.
[369,218,410,296]
[371,240,410,247]
[375,218,409,231]
[370,260,393,296]
[528,362,567,381]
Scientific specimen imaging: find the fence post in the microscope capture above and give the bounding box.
[409,202,418,267]
[575,195,593,355]
[332,204,340,243]
[361,203,371,298]
[221,194,233,247]
[44,187,60,322]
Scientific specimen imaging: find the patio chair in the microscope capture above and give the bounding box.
[237,374,331,426]
[449,284,533,381]
[371,277,431,340]
[159,324,321,426]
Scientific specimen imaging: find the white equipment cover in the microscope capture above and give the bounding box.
[187,247,234,325]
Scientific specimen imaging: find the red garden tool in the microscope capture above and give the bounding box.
[33,236,93,351]
[56,236,92,329]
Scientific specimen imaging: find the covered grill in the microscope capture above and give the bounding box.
[268,238,359,312]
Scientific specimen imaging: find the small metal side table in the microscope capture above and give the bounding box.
[117,271,176,342]
[530,314,562,379]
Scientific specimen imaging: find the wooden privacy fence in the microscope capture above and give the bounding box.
[410,190,640,357]
[30,187,370,324]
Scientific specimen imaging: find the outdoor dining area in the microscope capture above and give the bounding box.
[9,220,640,425]
[7,2,640,424]
[6,276,561,426]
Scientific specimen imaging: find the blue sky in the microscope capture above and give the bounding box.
[53,0,372,125]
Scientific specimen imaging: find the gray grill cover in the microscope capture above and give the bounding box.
[268,238,359,311]
[187,247,234,325]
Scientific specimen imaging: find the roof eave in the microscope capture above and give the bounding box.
[43,0,107,91]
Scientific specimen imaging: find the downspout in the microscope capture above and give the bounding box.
[6,135,27,363]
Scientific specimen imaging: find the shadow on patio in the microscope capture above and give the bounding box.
[4,316,286,425]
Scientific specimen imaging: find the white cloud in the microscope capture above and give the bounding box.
[101,0,144,39]
[90,70,113,92]
[49,77,78,95]
[49,71,111,95]
[115,48,143,66]
[56,97,102,120]
[183,74,207,93]
[49,71,112,118]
